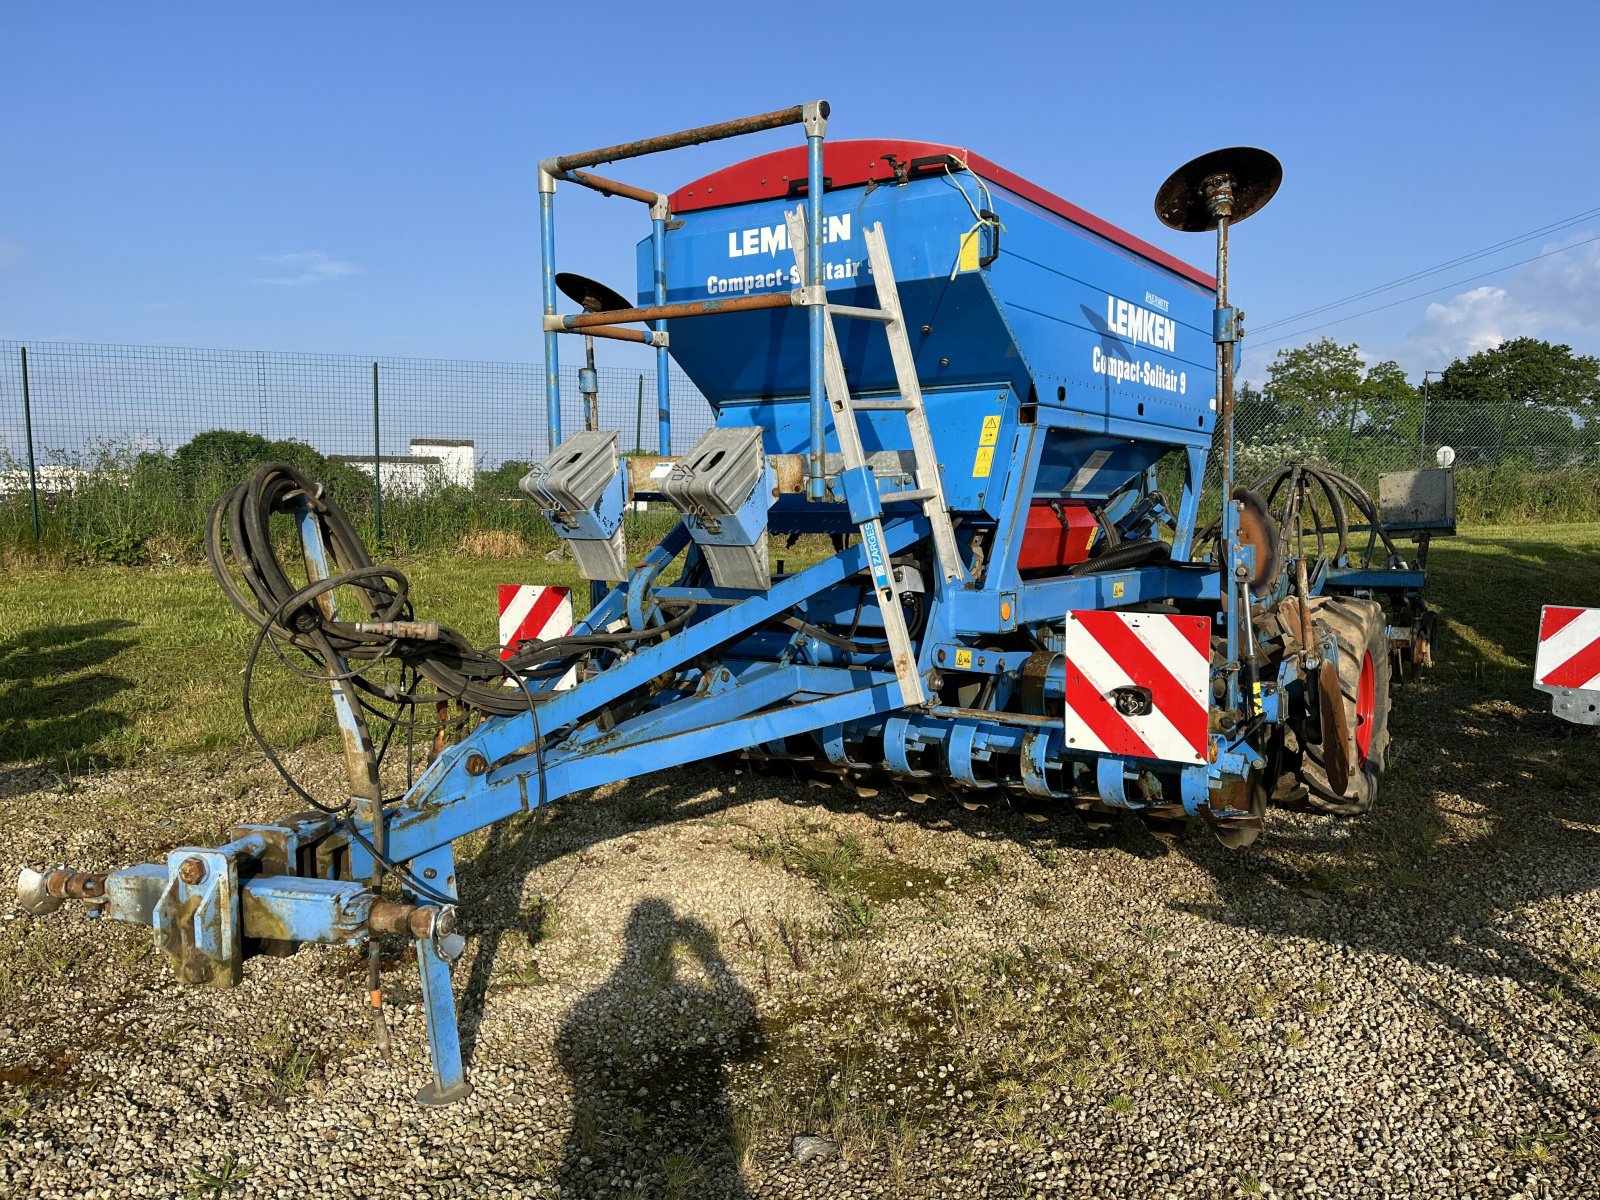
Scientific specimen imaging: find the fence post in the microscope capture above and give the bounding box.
[635,373,644,453]
[372,361,383,543]
[1341,391,1358,472]
[1418,369,1437,468]
[19,347,41,545]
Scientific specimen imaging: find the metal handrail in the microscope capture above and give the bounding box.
[537,101,830,488]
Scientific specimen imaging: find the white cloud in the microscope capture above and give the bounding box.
[0,238,22,268]
[254,250,361,287]
[1402,233,1600,367]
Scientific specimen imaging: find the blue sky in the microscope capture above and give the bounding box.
[4,1,1598,383]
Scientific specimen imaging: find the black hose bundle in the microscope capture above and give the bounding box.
[206,462,691,719]
[1197,460,1401,573]
[207,463,506,713]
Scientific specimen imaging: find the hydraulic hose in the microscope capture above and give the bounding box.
[1197,460,1402,573]
[206,462,687,718]
[1066,538,1171,576]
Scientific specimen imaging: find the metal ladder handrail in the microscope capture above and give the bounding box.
[537,100,831,475]
[785,210,969,707]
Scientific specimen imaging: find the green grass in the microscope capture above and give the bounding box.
[747,825,946,939]
[1423,522,1600,673]
[0,551,590,768]
[5,521,1600,773]
[1452,464,1600,526]
[0,436,553,566]
[185,1155,250,1199]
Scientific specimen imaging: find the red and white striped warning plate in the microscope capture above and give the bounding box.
[1535,605,1600,692]
[498,584,577,690]
[1061,610,1212,765]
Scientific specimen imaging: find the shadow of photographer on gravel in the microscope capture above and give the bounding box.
[556,897,764,1199]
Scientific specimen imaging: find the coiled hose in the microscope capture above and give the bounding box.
[206,462,691,719]
[1196,460,1401,572]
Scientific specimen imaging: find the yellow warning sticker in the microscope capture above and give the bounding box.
[958,230,981,273]
[955,648,973,669]
[972,446,995,478]
[978,415,1001,447]
[1112,580,1126,599]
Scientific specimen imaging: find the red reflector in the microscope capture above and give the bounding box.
[1019,501,1096,571]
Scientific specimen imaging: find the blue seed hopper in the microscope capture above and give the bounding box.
[20,102,1444,1105]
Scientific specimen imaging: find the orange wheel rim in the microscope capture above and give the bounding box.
[1355,651,1376,767]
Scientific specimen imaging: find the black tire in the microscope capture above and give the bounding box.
[1300,596,1391,816]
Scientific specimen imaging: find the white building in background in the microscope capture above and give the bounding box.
[0,463,90,496]
[332,438,476,495]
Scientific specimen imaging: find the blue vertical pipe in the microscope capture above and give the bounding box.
[652,214,670,454]
[540,188,561,453]
[805,133,826,501]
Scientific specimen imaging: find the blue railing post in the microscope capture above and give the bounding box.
[804,101,829,501]
[652,197,671,454]
[539,169,562,454]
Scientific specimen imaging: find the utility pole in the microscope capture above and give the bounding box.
[1419,369,1442,466]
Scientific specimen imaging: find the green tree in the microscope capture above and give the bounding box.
[1429,338,1600,466]
[1261,338,1419,472]
[1264,338,1366,430]
[1435,336,1600,409]
[169,429,371,504]
[474,459,535,499]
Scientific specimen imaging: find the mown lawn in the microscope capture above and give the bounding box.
[3,524,1599,771]
[1423,523,1600,674]
[0,552,590,768]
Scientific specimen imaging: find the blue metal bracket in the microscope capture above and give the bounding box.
[153,835,265,988]
[839,464,883,525]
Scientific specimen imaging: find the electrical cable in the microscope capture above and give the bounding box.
[1251,204,1600,335]
[1254,233,1600,348]
[208,462,684,717]
[941,156,1005,280]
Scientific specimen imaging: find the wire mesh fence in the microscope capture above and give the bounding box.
[0,339,712,471]
[1231,384,1600,525]
[0,340,717,559]
[2,337,1596,563]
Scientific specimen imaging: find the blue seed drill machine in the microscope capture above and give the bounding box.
[19,102,1444,1104]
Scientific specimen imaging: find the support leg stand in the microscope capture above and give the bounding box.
[408,846,472,1107]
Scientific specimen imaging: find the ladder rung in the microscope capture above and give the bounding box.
[850,399,915,412]
[880,487,936,505]
[826,303,891,323]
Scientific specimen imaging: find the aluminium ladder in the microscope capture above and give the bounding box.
[785,212,968,707]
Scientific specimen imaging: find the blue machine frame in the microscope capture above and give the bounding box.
[22,101,1436,1106]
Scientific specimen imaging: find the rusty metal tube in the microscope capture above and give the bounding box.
[557,324,663,347]
[368,899,455,940]
[562,169,661,206]
[626,452,809,498]
[547,104,816,172]
[46,868,107,900]
[560,291,794,330]
[17,865,109,917]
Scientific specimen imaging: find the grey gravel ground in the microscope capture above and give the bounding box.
[1,674,1597,1199]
